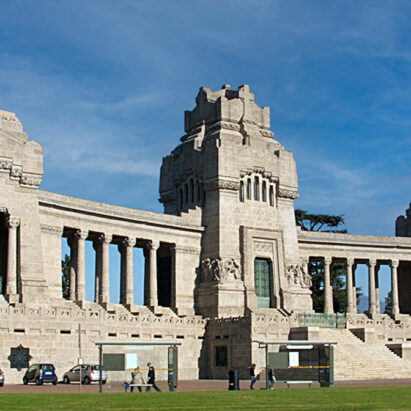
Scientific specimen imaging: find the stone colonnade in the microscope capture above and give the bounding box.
[310,256,401,317]
[66,228,173,308]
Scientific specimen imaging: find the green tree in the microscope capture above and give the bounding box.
[384,291,392,315]
[295,209,356,313]
[61,254,70,299]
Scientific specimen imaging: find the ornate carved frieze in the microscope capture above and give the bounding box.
[239,168,278,183]
[0,156,12,171]
[200,257,241,283]
[253,241,272,253]
[40,224,63,236]
[285,264,312,288]
[20,173,42,187]
[259,129,274,138]
[206,120,241,133]
[204,178,240,192]
[172,245,200,255]
[0,157,42,187]
[10,165,22,180]
[278,189,299,200]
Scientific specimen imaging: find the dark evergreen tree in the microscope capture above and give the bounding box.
[61,254,70,299]
[384,291,392,315]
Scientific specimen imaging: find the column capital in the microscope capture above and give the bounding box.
[301,256,309,265]
[6,216,20,229]
[122,237,136,248]
[391,260,399,269]
[347,257,355,266]
[324,256,332,265]
[369,259,377,268]
[147,240,160,251]
[74,229,89,241]
[97,233,112,245]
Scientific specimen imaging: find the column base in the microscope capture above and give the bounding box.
[124,303,141,314]
[5,293,19,304]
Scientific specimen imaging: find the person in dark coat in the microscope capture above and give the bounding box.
[249,363,257,390]
[146,362,161,392]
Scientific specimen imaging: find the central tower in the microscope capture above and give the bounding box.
[160,85,312,318]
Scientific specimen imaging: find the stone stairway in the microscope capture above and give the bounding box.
[318,328,411,380]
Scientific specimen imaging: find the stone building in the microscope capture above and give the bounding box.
[0,86,411,384]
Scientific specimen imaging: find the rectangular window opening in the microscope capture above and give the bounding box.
[60,330,71,334]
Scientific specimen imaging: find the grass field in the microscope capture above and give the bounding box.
[0,386,410,410]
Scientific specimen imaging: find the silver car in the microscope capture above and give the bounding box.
[63,364,107,384]
[0,368,4,387]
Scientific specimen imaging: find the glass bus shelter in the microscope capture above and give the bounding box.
[254,340,337,388]
[94,340,181,393]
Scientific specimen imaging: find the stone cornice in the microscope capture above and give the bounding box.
[277,189,299,200]
[204,178,240,192]
[40,224,63,236]
[0,156,42,188]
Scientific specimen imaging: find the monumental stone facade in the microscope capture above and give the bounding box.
[1,86,411,383]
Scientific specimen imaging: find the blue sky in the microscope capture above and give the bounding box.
[1,1,410,307]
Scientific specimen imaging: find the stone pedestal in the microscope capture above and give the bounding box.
[197,281,245,318]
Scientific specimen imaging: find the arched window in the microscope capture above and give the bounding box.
[269,185,274,207]
[179,188,183,210]
[184,184,188,205]
[262,181,267,202]
[196,180,201,202]
[254,176,260,201]
[246,178,251,200]
[239,181,244,202]
[190,179,195,203]
[254,258,273,308]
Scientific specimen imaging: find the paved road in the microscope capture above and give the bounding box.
[0,378,410,393]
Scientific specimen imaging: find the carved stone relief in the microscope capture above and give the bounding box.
[285,264,312,288]
[200,257,241,283]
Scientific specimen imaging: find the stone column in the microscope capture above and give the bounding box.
[6,216,20,300]
[93,240,102,303]
[148,240,160,308]
[352,263,358,313]
[75,229,88,301]
[346,258,354,314]
[368,259,377,315]
[375,263,381,314]
[126,238,136,305]
[120,237,135,306]
[118,243,126,304]
[324,257,334,314]
[170,244,177,310]
[68,236,77,301]
[391,260,400,317]
[143,247,149,306]
[99,234,112,304]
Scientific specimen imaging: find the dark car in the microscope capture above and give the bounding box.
[0,368,4,387]
[23,364,57,385]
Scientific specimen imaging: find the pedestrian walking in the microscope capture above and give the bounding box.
[130,367,145,392]
[249,363,257,390]
[146,362,161,392]
[268,368,276,389]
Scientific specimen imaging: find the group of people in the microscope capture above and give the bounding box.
[128,362,161,392]
[249,363,276,390]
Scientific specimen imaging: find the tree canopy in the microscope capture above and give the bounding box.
[61,254,70,299]
[295,209,354,313]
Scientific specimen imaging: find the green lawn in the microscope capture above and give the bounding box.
[0,387,410,410]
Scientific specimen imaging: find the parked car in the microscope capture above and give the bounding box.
[23,364,57,385]
[0,368,4,387]
[63,364,107,384]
